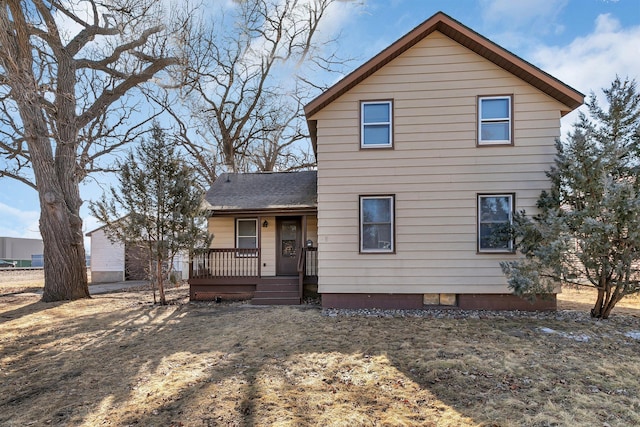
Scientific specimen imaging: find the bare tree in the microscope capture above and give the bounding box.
[172,0,353,181]
[0,0,189,301]
[248,89,317,172]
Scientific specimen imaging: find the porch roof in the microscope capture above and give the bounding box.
[204,171,317,213]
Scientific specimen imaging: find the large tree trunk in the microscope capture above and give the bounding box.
[32,140,90,301]
[18,83,89,301]
[40,201,90,301]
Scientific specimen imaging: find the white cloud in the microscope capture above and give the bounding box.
[317,0,363,39]
[531,14,640,136]
[0,202,41,239]
[481,0,569,34]
[253,0,361,64]
[534,14,640,94]
[477,0,569,51]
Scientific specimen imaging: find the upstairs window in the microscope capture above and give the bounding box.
[477,194,514,253]
[478,96,512,145]
[361,101,393,148]
[360,195,395,253]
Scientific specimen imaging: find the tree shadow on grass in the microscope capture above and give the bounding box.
[1,294,253,425]
[0,288,43,297]
[2,299,640,426]
[0,294,67,325]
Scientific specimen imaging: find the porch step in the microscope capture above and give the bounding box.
[256,284,300,292]
[259,276,298,285]
[251,282,300,305]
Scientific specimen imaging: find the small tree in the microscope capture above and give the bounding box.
[91,124,210,305]
[501,77,640,319]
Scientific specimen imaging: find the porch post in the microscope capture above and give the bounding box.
[258,215,262,278]
[301,215,308,247]
[299,215,308,301]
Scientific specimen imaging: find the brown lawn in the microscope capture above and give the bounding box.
[1,281,639,426]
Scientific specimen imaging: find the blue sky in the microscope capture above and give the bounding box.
[1,0,639,249]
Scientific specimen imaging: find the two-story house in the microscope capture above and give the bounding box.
[190,12,584,310]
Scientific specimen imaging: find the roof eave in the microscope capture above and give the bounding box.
[303,11,584,120]
[207,206,318,217]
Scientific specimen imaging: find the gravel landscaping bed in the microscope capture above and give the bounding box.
[322,306,640,326]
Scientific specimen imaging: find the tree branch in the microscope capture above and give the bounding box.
[0,169,36,189]
[77,56,179,128]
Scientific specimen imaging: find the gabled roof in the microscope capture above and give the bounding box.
[85,215,128,237]
[304,11,584,123]
[85,224,107,237]
[204,171,317,213]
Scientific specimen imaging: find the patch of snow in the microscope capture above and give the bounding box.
[570,334,590,342]
[624,331,640,340]
[538,327,590,342]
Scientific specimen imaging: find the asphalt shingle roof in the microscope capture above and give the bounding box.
[204,171,317,212]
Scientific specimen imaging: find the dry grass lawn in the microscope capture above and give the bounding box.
[1,281,639,426]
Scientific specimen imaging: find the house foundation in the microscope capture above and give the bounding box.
[321,293,557,311]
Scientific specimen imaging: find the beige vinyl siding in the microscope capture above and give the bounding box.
[307,216,318,245]
[310,31,566,294]
[261,217,276,276]
[208,217,235,248]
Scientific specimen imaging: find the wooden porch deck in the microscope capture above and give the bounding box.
[189,247,318,305]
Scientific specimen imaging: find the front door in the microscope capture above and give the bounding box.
[276,217,301,275]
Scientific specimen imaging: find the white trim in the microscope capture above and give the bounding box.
[361,101,393,148]
[236,218,258,251]
[478,96,512,145]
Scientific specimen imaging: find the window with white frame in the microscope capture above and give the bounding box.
[236,218,257,251]
[478,96,512,145]
[361,101,393,148]
[478,194,514,252]
[360,195,395,252]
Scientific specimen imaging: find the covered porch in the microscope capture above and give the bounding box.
[189,171,318,305]
[189,244,318,304]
